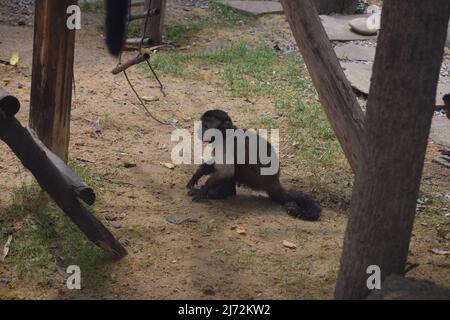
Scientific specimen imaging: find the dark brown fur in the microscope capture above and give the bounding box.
[187,110,321,221]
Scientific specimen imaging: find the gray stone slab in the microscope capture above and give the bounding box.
[340,62,372,95]
[320,14,374,41]
[436,82,450,106]
[367,274,450,300]
[430,115,450,148]
[340,62,449,106]
[220,1,283,16]
[335,43,376,61]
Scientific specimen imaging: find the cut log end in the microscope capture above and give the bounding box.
[0,89,21,117]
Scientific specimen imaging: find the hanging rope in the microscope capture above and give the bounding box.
[115,0,169,125]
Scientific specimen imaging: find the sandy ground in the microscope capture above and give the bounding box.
[0,1,449,299]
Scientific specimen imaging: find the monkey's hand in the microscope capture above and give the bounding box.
[187,187,201,197]
[186,177,198,189]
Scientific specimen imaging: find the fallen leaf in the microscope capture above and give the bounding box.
[236,227,247,235]
[430,248,450,256]
[160,162,175,170]
[9,52,19,66]
[1,235,13,262]
[282,240,297,249]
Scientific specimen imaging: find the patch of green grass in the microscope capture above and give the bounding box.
[1,164,110,289]
[239,247,256,264]
[163,1,255,44]
[153,43,349,183]
[166,21,208,44]
[153,43,278,94]
[80,0,104,13]
[127,20,142,38]
[212,248,231,256]
[209,0,256,27]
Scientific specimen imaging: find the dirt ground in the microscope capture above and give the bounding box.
[0,1,449,300]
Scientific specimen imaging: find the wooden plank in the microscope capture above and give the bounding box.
[141,0,166,44]
[112,53,150,74]
[281,0,365,172]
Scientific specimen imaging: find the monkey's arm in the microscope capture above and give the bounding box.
[191,165,235,201]
[186,163,216,189]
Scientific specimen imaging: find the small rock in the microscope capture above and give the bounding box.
[123,162,137,168]
[236,227,247,235]
[109,221,122,229]
[203,287,216,296]
[349,16,379,36]
[282,240,297,249]
[110,273,118,283]
[1,276,11,285]
[142,95,159,102]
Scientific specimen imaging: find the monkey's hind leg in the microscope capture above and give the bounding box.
[191,179,236,202]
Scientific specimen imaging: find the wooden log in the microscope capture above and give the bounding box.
[334,0,449,299]
[0,89,20,117]
[112,53,150,75]
[32,132,96,206]
[29,0,76,162]
[0,117,127,258]
[125,37,153,46]
[141,0,166,44]
[128,8,159,21]
[131,0,144,7]
[280,0,365,173]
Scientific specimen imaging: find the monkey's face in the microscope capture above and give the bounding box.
[199,110,234,142]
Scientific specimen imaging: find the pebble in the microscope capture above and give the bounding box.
[1,276,11,285]
[282,240,297,249]
[109,221,122,229]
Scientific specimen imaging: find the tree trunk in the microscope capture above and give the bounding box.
[335,0,450,300]
[312,0,359,14]
[30,0,77,162]
[281,0,365,173]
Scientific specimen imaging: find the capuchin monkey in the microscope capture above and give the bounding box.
[187,110,322,221]
[104,0,129,56]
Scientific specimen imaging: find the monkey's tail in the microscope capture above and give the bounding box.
[268,184,322,221]
[105,0,128,56]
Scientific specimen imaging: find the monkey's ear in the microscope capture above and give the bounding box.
[223,120,233,130]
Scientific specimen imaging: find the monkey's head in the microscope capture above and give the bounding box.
[199,110,234,142]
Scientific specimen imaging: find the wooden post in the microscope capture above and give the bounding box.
[280,0,365,173]
[30,0,77,162]
[141,0,166,44]
[335,0,450,300]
